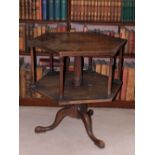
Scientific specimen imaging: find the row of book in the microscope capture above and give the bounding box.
[19,57,135,101]
[70,0,135,22]
[19,0,135,22]
[20,0,67,20]
[19,23,135,54]
[121,0,135,22]
[19,23,67,51]
[19,58,49,98]
[94,60,135,101]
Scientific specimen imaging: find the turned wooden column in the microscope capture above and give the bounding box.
[59,57,65,99]
[31,47,37,85]
[108,58,114,96]
[118,46,124,81]
[74,56,83,87]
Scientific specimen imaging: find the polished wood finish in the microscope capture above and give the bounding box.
[74,56,83,86]
[28,32,126,148]
[119,47,124,80]
[33,71,122,105]
[19,19,134,26]
[108,58,113,96]
[19,98,135,108]
[30,47,36,85]
[59,57,65,99]
[28,32,126,57]
[35,104,105,148]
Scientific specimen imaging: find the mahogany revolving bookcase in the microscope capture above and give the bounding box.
[28,32,126,148]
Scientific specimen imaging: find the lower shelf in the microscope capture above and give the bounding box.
[19,97,135,108]
[34,71,122,105]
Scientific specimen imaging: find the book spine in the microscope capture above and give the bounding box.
[19,69,27,97]
[61,0,67,20]
[48,0,54,20]
[36,66,43,81]
[126,0,130,21]
[55,0,60,20]
[89,0,93,21]
[85,0,89,21]
[19,25,25,51]
[95,60,102,74]
[71,0,74,21]
[19,0,21,19]
[107,0,111,22]
[105,0,108,22]
[21,0,25,19]
[117,0,121,22]
[101,60,107,76]
[25,70,32,97]
[76,0,81,21]
[100,0,104,22]
[129,30,135,54]
[93,0,97,22]
[133,0,135,21]
[36,0,42,20]
[110,0,114,22]
[42,0,47,20]
[80,0,84,21]
[121,65,128,100]
[28,0,32,19]
[25,0,29,19]
[121,0,124,22]
[126,66,135,101]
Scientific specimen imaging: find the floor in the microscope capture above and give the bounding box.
[19,107,135,155]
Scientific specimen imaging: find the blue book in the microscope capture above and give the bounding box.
[61,0,67,20]
[42,0,47,20]
[55,0,61,20]
[48,0,54,20]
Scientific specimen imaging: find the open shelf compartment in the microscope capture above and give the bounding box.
[33,71,122,105]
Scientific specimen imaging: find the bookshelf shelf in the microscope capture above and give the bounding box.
[19,50,135,59]
[71,21,135,26]
[19,19,67,24]
[19,97,135,108]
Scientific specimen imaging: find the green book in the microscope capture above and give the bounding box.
[48,0,54,20]
[126,0,129,21]
[61,0,67,20]
[55,0,61,20]
[133,0,135,21]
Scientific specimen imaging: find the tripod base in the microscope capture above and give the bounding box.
[35,104,105,148]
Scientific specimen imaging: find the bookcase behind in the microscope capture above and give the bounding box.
[19,0,135,108]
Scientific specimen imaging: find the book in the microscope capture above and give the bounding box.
[36,66,43,81]
[126,63,135,100]
[28,0,33,19]
[101,60,107,76]
[95,60,102,74]
[19,24,26,51]
[60,0,67,20]
[32,0,37,20]
[55,0,61,20]
[128,30,135,54]
[42,0,47,20]
[36,0,42,20]
[120,62,129,100]
[48,0,54,20]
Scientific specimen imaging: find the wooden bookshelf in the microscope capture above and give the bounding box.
[19,97,134,108]
[19,0,135,108]
[71,21,135,26]
[19,19,67,24]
